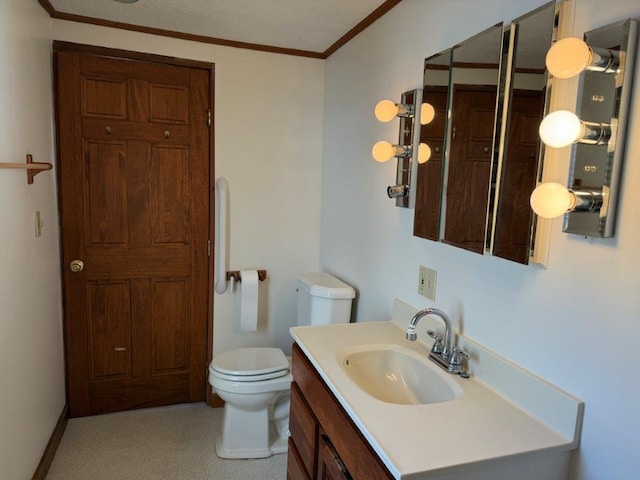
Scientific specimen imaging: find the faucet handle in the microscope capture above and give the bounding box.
[448,346,470,377]
[427,330,444,354]
[451,346,469,360]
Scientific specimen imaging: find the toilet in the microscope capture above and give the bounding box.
[208,272,355,459]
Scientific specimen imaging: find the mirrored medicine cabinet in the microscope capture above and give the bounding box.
[413,1,558,265]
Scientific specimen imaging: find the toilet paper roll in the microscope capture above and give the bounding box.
[240,270,259,332]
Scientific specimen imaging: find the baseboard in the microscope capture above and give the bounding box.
[32,404,68,480]
[210,393,224,408]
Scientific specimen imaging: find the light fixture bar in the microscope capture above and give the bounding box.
[394,90,419,207]
[563,19,637,237]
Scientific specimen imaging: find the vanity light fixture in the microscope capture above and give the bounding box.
[538,110,612,148]
[531,19,637,237]
[530,182,604,219]
[374,100,414,122]
[420,103,436,125]
[372,141,431,164]
[545,37,619,79]
[373,90,419,206]
[417,143,431,164]
[372,141,412,162]
[415,107,434,180]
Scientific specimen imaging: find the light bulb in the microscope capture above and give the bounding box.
[539,110,584,148]
[420,103,436,125]
[530,182,576,218]
[546,37,593,79]
[417,143,431,163]
[375,100,399,122]
[372,141,395,162]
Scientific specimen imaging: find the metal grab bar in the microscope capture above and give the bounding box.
[214,177,229,294]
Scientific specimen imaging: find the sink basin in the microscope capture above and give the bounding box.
[336,344,462,405]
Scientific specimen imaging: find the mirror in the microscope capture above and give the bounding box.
[412,2,559,264]
[442,24,504,254]
[491,2,557,264]
[414,49,452,241]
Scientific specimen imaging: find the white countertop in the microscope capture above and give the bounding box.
[290,309,582,479]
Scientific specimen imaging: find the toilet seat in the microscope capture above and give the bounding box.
[210,371,293,395]
[210,347,289,382]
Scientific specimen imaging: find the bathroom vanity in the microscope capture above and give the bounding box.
[287,300,583,480]
[288,343,393,480]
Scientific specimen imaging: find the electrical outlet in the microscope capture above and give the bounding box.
[418,266,437,301]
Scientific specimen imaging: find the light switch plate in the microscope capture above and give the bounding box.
[34,211,42,238]
[418,266,437,301]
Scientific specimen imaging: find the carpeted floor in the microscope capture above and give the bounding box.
[46,403,288,480]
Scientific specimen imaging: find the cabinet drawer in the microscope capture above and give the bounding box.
[292,344,393,480]
[289,382,317,478]
[287,437,311,480]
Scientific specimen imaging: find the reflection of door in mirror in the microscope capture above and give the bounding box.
[492,90,545,263]
[444,85,498,253]
[492,1,556,264]
[414,85,448,240]
[414,50,452,241]
[442,24,503,255]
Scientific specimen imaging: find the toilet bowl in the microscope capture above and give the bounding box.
[209,347,293,459]
[209,272,355,459]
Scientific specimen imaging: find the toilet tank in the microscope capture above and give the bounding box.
[297,273,355,326]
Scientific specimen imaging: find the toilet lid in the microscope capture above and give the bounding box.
[211,347,289,377]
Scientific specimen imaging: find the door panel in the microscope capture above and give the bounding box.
[151,145,190,244]
[85,140,128,245]
[56,47,211,417]
[88,281,131,379]
[152,278,189,373]
[150,84,190,124]
[81,77,127,119]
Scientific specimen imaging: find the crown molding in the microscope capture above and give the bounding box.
[37,0,403,59]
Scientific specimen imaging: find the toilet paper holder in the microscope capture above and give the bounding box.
[226,270,267,283]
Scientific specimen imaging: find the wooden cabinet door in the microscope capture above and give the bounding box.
[317,433,352,480]
[287,438,312,480]
[290,382,319,478]
[55,48,211,417]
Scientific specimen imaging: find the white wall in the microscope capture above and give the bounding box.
[321,1,640,479]
[51,21,326,356]
[0,1,65,479]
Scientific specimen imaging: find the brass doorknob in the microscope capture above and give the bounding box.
[70,260,84,273]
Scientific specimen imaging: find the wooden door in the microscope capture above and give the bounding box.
[55,46,212,417]
[444,86,497,254]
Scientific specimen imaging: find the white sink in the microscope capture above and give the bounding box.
[336,344,462,405]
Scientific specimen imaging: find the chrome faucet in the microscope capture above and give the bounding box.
[406,308,469,378]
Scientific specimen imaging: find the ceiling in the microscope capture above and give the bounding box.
[41,0,401,58]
